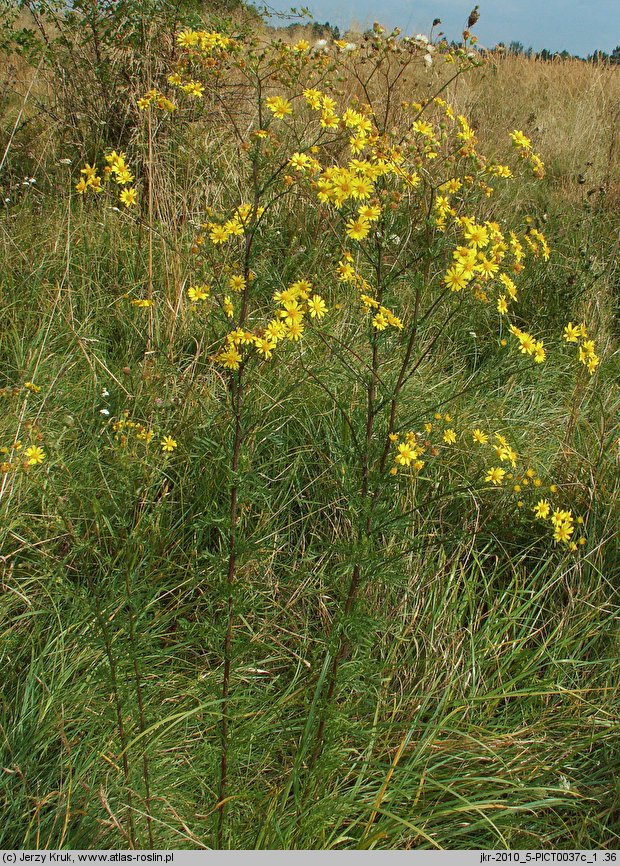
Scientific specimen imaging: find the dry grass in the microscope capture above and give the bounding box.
[452,54,620,206]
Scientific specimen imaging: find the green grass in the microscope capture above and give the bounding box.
[0,198,618,849]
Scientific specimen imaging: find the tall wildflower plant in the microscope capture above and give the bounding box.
[75,19,603,845]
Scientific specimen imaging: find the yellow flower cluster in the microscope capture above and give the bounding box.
[389,413,460,475]
[303,89,373,149]
[176,29,234,52]
[439,217,548,340]
[395,417,585,551]
[288,152,321,174]
[210,280,328,371]
[111,412,177,453]
[317,165,382,211]
[509,129,545,179]
[162,30,236,106]
[75,151,137,208]
[523,223,550,260]
[75,162,102,195]
[333,253,402,331]
[411,117,441,160]
[390,431,426,472]
[0,381,41,398]
[509,324,546,363]
[206,204,265,245]
[360,295,403,331]
[533,501,584,548]
[563,322,599,375]
[0,421,45,474]
[137,88,176,111]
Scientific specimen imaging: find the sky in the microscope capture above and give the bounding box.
[260,0,620,56]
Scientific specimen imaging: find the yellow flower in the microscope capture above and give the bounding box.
[115,168,134,186]
[563,322,580,343]
[496,444,517,467]
[485,467,506,485]
[254,337,276,359]
[533,499,550,520]
[303,88,322,109]
[497,295,508,315]
[551,508,573,527]
[336,261,355,282]
[464,224,489,248]
[282,300,304,326]
[358,204,381,222]
[266,96,293,119]
[217,346,242,370]
[286,320,304,341]
[209,224,230,244]
[177,29,199,47]
[510,129,532,150]
[289,152,312,171]
[136,428,154,444]
[443,429,457,445]
[443,266,470,292]
[80,163,98,182]
[553,522,574,544]
[395,442,417,466]
[25,445,45,466]
[412,120,434,137]
[308,295,328,319]
[181,80,204,99]
[472,428,488,444]
[228,275,246,293]
[346,217,370,241]
[372,312,388,331]
[266,320,286,343]
[119,187,137,207]
[187,284,210,302]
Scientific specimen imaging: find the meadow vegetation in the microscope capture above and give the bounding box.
[0,2,619,849]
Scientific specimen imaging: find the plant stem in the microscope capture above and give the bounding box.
[125,569,154,848]
[309,228,385,766]
[216,367,244,848]
[94,596,136,848]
